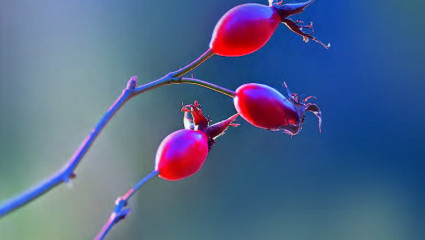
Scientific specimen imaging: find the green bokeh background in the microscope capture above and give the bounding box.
[1,0,424,239]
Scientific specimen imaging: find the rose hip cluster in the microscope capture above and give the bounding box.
[210,0,330,57]
[155,101,239,180]
[155,0,327,181]
[91,1,330,238]
[156,83,321,181]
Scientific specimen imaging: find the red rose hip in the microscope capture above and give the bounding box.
[234,83,297,129]
[209,1,329,57]
[210,3,281,57]
[155,129,209,181]
[234,83,322,136]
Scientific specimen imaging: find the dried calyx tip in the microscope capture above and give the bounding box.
[272,0,315,19]
[181,101,239,150]
[283,83,322,135]
[272,0,330,49]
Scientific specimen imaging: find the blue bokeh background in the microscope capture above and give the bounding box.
[1,0,424,239]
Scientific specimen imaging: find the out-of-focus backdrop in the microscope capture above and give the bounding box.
[1,0,424,239]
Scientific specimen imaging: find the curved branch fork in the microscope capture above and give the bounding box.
[94,170,159,240]
[0,49,235,218]
[0,76,138,217]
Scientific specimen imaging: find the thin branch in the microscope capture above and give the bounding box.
[0,49,228,217]
[0,77,136,217]
[94,170,159,240]
[171,49,214,78]
[179,77,236,98]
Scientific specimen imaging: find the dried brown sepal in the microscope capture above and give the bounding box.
[181,101,209,131]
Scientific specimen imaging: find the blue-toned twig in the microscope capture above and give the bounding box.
[94,170,159,240]
[0,49,234,217]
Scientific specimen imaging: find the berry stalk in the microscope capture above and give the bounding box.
[94,170,159,240]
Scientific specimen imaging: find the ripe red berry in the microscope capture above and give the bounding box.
[155,129,209,181]
[209,1,329,57]
[210,3,280,57]
[234,83,322,136]
[155,102,239,181]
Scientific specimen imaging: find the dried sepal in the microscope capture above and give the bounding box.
[272,0,315,18]
[272,0,330,49]
[206,113,240,140]
[183,111,195,130]
[182,101,239,151]
[181,101,209,131]
[305,103,322,133]
[281,82,322,135]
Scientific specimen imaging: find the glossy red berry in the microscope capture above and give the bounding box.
[209,1,329,57]
[155,102,239,181]
[234,83,295,129]
[234,83,322,136]
[210,3,280,57]
[155,129,209,181]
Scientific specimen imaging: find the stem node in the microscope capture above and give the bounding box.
[126,76,138,90]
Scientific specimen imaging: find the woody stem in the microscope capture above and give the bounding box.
[0,49,231,217]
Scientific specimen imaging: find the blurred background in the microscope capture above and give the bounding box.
[0,0,424,239]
